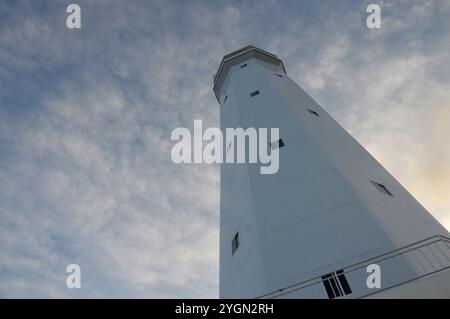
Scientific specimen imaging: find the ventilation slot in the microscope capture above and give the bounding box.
[307,109,320,117]
[231,232,239,256]
[371,181,394,197]
[250,90,260,97]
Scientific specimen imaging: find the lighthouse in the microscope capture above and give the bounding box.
[213,46,450,298]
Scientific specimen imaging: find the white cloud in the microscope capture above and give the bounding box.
[1,0,449,298]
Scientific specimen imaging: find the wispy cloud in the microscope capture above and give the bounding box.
[1,0,449,298]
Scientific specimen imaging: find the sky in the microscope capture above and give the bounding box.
[1,0,450,298]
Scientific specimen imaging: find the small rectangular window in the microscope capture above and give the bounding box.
[371,181,393,197]
[270,138,285,150]
[336,270,352,295]
[240,64,248,68]
[321,270,352,299]
[232,232,239,256]
[307,109,320,117]
[250,90,260,97]
[322,275,335,299]
[329,276,342,296]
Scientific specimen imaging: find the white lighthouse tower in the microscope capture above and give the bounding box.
[213,46,450,299]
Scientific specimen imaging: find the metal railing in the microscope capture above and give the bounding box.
[257,235,450,299]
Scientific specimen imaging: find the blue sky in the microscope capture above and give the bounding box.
[1,0,450,298]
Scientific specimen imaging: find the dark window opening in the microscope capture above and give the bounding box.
[307,109,320,117]
[231,232,239,256]
[371,181,393,197]
[275,73,283,78]
[321,270,352,299]
[223,95,228,104]
[250,90,260,97]
[240,64,248,68]
[336,270,352,295]
[270,138,285,150]
[322,275,334,299]
[329,276,342,296]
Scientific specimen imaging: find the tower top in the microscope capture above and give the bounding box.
[213,45,286,101]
